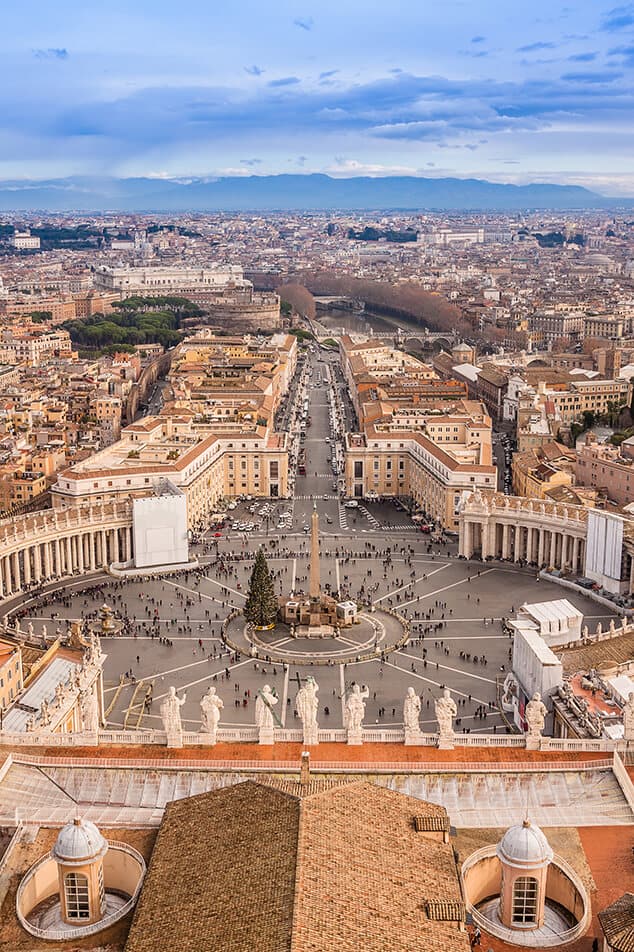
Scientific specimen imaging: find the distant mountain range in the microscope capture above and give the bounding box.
[0,173,627,212]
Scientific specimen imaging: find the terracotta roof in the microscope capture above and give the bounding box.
[598,892,634,952]
[125,781,299,952]
[124,779,470,952]
[558,630,634,674]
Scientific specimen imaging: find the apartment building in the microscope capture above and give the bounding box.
[0,329,74,366]
[51,332,297,522]
[340,337,497,529]
[528,310,585,344]
[539,378,631,424]
[512,442,576,499]
[52,414,289,523]
[0,641,23,712]
[575,439,634,509]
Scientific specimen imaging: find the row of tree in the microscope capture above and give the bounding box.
[63,296,203,353]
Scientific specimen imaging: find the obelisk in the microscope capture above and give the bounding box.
[309,502,320,600]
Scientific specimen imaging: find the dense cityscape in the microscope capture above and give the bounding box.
[0,209,631,950]
[1,0,634,946]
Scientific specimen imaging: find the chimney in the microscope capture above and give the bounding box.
[300,750,310,786]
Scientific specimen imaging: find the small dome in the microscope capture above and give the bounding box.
[52,818,108,865]
[496,819,553,869]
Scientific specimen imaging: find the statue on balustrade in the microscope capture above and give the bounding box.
[525,692,548,738]
[435,688,457,748]
[296,676,319,744]
[39,699,51,726]
[403,687,421,735]
[255,685,278,731]
[345,684,369,734]
[160,686,186,737]
[200,686,224,740]
[80,687,100,732]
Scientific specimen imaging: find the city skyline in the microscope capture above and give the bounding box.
[2,0,634,193]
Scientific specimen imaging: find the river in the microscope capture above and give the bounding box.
[316,306,424,336]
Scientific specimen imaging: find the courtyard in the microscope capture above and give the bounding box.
[12,532,620,734]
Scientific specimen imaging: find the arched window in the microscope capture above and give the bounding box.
[512,876,538,926]
[64,872,90,919]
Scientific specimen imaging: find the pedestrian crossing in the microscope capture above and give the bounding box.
[377,524,417,532]
[338,503,348,530]
[359,505,380,528]
[294,494,339,500]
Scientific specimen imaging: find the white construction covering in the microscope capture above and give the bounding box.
[585,509,626,594]
[513,598,582,646]
[132,483,189,569]
[512,627,563,706]
[607,674,634,706]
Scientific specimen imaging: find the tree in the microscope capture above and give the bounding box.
[244,549,279,628]
[276,283,316,321]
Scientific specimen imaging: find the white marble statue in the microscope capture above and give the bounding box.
[609,619,616,634]
[623,692,634,742]
[15,618,20,633]
[41,624,47,641]
[296,677,319,744]
[200,686,224,737]
[80,687,100,732]
[403,687,421,735]
[40,699,51,727]
[525,691,548,738]
[160,686,186,736]
[255,685,278,730]
[27,622,34,639]
[435,688,457,740]
[345,684,369,734]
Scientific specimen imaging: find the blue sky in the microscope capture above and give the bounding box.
[2,0,634,193]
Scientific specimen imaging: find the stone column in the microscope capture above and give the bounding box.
[100,530,107,566]
[110,529,117,564]
[481,520,491,560]
[502,523,510,559]
[549,531,557,568]
[54,538,61,575]
[3,557,12,595]
[459,521,471,558]
[123,527,132,562]
[43,542,52,578]
[23,548,31,586]
[538,530,545,566]
[89,533,96,571]
[33,544,42,583]
[77,534,84,572]
[65,536,73,574]
[514,524,521,561]
[571,536,579,574]
[12,551,21,591]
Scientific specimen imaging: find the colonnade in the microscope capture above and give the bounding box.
[459,491,589,577]
[0,503,133,600]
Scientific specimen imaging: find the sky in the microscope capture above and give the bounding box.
[2,0,634,193]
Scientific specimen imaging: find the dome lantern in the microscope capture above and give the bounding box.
[496,819,552,930]
[51,818,107,925]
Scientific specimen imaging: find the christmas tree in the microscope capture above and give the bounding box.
[244,548,278,628]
